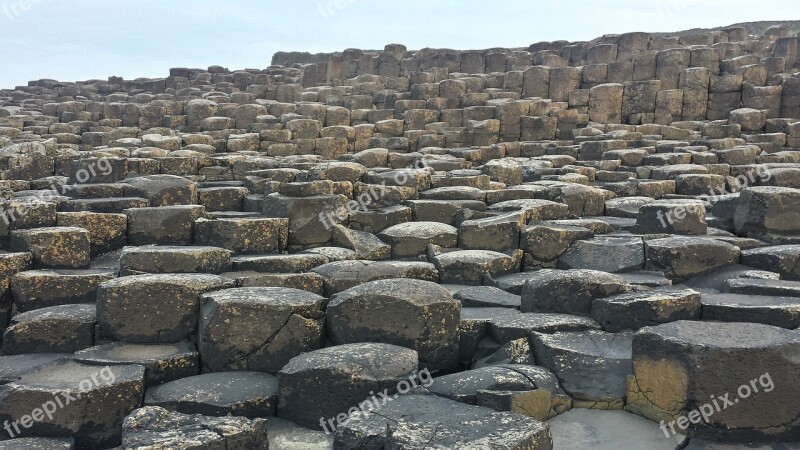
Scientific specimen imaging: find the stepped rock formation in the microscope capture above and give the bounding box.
[0,22,799,449]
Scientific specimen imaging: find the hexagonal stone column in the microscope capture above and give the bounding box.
[637,199,708,235]
[144,372,278,418]
[734,186,800,237]
[73,342,199,386]
[119,245,232,275]
[199,287,326,373]
[645,237,741,280]
[521,269,631,315]
[119,406,268,449]
[2,304,95,354]
[431,249,519,285]
[327,279,460,370]
[558,236,645,273]
[124,205,205,246]
[122,175,198,206]
[194,217,288,254]
[741,245,800,281]
[591,287,701,332]
[336,393,552,449]
[531,330,633,409]
[378,221,458,259]
[97,274,232,343]
[277,343,418,430]
[626,321,800,442]
[11,269,115,312]
[9,227,90,269]
[0,360,144,448]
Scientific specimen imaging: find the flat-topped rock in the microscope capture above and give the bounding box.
[2,304,95,354]
[0,359,144,448]
[645,236,741,279]
[531,330,633,408]
[119,245,232,275]
[626,321,800,442]
[521,269,631,315]
[277,343,418,430]
[548,409,686,450]
[73,342,199,386]
[97,274,233,343]
[327,279,459,370]
[310,259,438,294]
[199,287,326,373]
[591,287,702,332]
[701,292,800,329]
[377,221,458,259]
[144,371,278,418]
[118,406,269,449]
[335,393,552,450]
[10,269,115,312]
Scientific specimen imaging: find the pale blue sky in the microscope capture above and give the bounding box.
[0,0,796,88]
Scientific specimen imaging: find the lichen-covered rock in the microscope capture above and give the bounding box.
[327,279,460,370]
[199,287,326,373]
[277,343,418,430]
[117,406,268,449]
[626,321,800,442]
[97,274,233,343]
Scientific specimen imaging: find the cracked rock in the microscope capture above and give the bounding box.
[199,287,326,373]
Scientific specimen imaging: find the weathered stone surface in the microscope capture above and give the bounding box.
[591,287,702,332]
[194,217,288,255]
[199,287,326,373]
[310,260,438,294]
[11,269,114,312]
[277,343,418,429]
[73,342,199,386]
[734,187,800,236]
[378,221,457,259]
[431,249,519,285]
[144,372,278,418]
[119,245,232,275]
[125,205,205,246]
[2,304,95,354]
[548,409,686,450]
[558,236,645,273]
[645,236,741,279]
[335,393,552,450]
[531,330,633,408]
[489,313,602,343]
[626,321,800,442]
[741,245,800,280]
[521,269,631,315]
[123,175,198,206]
[327,279,459,370]
[453,285,521,309]
[701,292,800,329]
[9,227,90,270]
[0,360,144,448]
[118,406,269,449]
[97,274,233,343]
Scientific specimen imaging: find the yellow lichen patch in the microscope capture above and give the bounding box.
[509,389,551,421]
[626,357,689,423]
